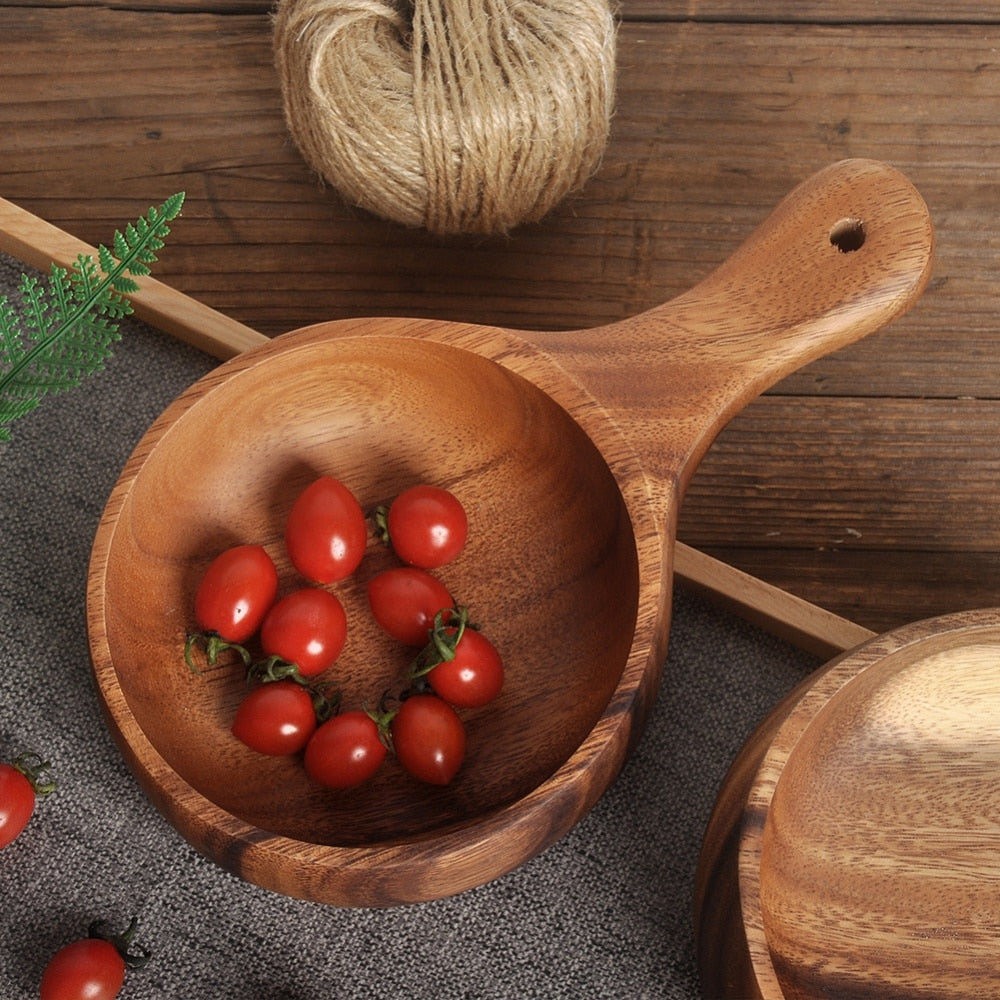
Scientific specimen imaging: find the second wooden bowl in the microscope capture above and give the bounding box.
[695,608,1000,999]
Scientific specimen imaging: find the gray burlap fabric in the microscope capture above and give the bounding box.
[0,250,818,998]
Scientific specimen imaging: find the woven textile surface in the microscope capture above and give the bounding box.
[0,250,818,999]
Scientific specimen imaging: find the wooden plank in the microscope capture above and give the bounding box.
[677,395,1000,633]
[1,12,996,376]
[622,2,1000,23]
[679,396,1000,551]
[4,0,998,23]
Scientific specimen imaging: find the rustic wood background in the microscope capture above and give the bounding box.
[3,1,998,637]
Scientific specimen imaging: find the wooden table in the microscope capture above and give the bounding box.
[3,1,998,640]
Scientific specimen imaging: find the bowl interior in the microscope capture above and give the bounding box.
[757,620,1000,999]
[91,331,640,846]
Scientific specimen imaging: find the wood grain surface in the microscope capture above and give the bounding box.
[695,609,1000,998]
[3,2,999,635]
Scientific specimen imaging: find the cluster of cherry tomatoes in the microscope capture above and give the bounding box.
[186,476,504,790]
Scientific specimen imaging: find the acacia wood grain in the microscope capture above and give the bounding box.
[696,610,1000,998]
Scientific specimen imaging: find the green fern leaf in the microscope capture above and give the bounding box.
[0,193,185,442]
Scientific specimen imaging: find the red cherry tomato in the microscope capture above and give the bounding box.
[390,695,466,786]
[231,681,318,756]
[304,711,388,790]
[385,485,468,568]
[366,567,454,646]
[285,476,367,583]
[0,763,37,849]
[427,628,504,708]
[40,937,126,1000]
[194,544,278,643]
[259,588,347,677]
[0,754,55,849]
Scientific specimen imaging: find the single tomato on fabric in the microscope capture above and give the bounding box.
[193,544,278,643]
[231,681,318,756]
[304,711,388,790]
[285,476,367,583]
[0,753,55,849]
[40,938,126,1000]
[382,484,468,568]
[366,567,455,646]
[40,918,149,1000]
[427,628,504,708]
[390,694,466,786]
[259,587,347,676]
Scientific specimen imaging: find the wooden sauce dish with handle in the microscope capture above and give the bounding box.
[85,159,934,907]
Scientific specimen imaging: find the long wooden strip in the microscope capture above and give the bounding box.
[0,194,871,656]
[672,543,875,659]
[0,196,263,360]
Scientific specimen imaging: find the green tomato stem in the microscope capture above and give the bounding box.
[89,916,152,970]
[11,751,56,797]
[372,504,391,546]
[407,606,470,680]
[184,632,251,672]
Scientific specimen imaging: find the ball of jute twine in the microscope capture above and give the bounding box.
[273,0,617,235]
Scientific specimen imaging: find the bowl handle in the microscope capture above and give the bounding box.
[529,158,934,485]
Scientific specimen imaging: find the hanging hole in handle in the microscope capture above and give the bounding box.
[830,217,866,253]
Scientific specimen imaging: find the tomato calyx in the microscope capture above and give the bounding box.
[407,606,473,680]
[246,656,342,722]
[362,693,398,752]
[246,653,308,686]
[307,684,342,725]
[184,631,251,673]
[88,916,152,971]
[371,504,391,547]
[10,751,56,798]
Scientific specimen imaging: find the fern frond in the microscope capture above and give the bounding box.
[0,192,185,442]
[0,298,22,358]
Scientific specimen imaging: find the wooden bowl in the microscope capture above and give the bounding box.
[87,160,934,907]
[695,609,1000,998]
